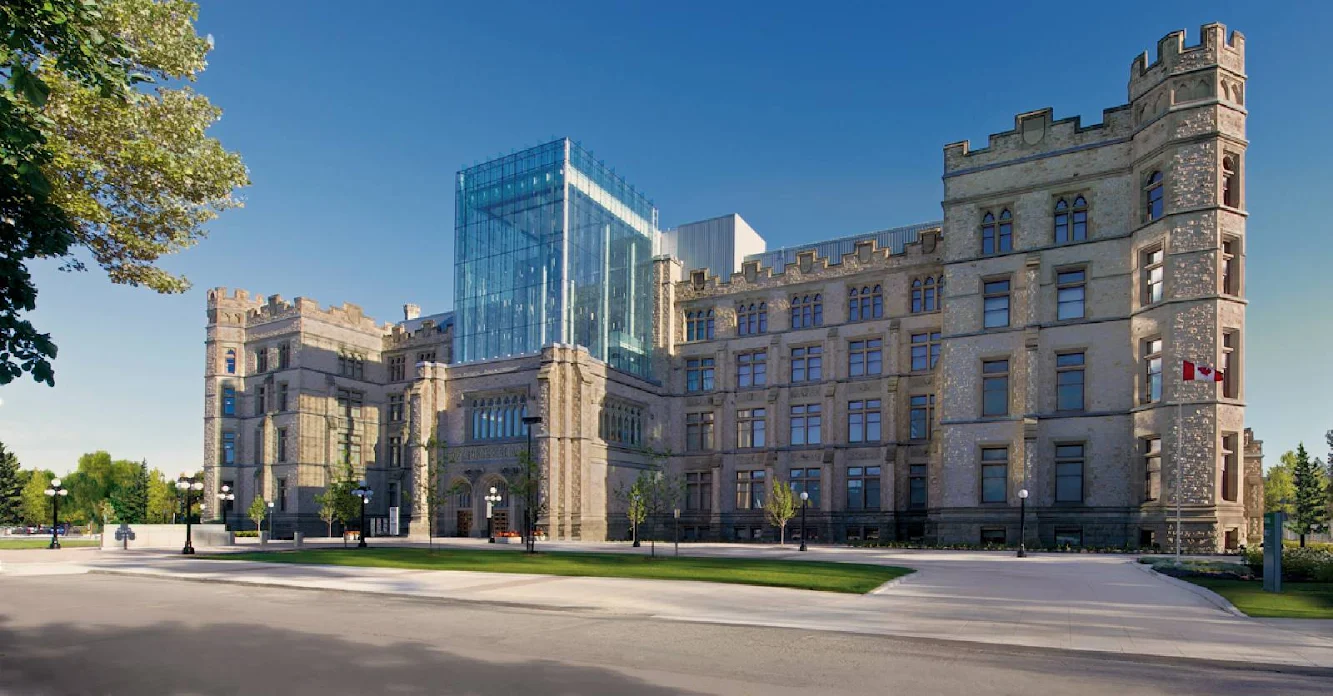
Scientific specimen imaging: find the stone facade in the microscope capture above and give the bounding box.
[203,23,1257,551]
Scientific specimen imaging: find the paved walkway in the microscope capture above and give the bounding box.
[4,540,1331,669]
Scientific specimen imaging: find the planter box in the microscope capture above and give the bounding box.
[495,537,522,544]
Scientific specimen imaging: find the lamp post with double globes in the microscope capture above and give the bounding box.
[485,486,502,543]
[176,476,204,555]
[1017,488,1029,558]
[43,478,69,549]
[352,482,372,549]
[799,491,809,552]
[521,415,543,553]
[216,485,235,531]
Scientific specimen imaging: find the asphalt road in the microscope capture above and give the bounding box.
[0,574,1325,696]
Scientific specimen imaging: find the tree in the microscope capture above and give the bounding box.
[20,469,51,526]
[2,0,248,387]
[413,428,453,552]
[508,449,546,554]
[247,496,268,533]
[145,468,175,522]
[91,499,114,533]
[314,490,337,538]
[0,441,22,525]
[108,460,148,523]
[322,455,361,544]
[1264,451,1297,515]
[1290,443,1330,547]
[620,475,648,549]
[765,475,798,545]
[65,451,137,526]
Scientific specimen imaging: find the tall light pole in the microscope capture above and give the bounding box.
[673,508,681,557]
[1017,488,1029,558]
[267,501,275,538]
[799,491,809,552]
[485,486,501,543]
[43,478,69,550]
[352,481,372,549]
[176,476,204,555]
[216,485,235,531]
[521,415,542,553]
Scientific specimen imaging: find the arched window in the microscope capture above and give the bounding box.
[454,484,472,509]
[1145,171,1164,221]
[1222,155,1240,207]
[848,285,883,321]
[1054,197,1088,243]
[737,301,767,335]
[912,276,940,313]
[685,309,715,341]
[981,210,1013,255]
[791,294,823,329]
[224,349,236,374]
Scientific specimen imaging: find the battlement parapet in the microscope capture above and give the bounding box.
[943,106,1133,173]
[1129,23,1244,101]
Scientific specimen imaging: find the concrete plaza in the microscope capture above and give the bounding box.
[4,539,1332,671]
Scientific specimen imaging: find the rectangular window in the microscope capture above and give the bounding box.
[848,339,883,377]
[1222,330,1238,399]
[221,431,236,465]
[1221,238,1238,296]
[910,332,941,371]
[909,464,928,509]
[221,386,236,416]
[1055,444,1084,503]
[685,412,714,452]
[982,359,1009,417]
[336,389,363,421]
[981,447,1008,503]
[736,408,766,449]
[339,432,361,468]
[1143,437,1161,502]
[1054,526,1083,548]
[983,279,1011,329]
[256,348,269,373]
[255,385,267,416]
[277,428,288,463]
[278,343,291,370]
[789,468,821,508]
[388,436,402,467]
[981,527,1007,546]
[388,394,404,422]
[686,358,715,392]
[277,383,289,412]
[735,470,765,510]
[1142,248,1164,305]
[389,355,406,382]
[909,394,935,439]
[789,404,822,446]
[686,471,712,511]
[278,478,288,513]
[1056,352,1085,412]
[790,346,822,383]
[1221,432,1238,502]
[1056,269,1086,321]
[737,351,767,388]
[846,466,882,511]
[1143,338,1163,404]
[848,399,881,443]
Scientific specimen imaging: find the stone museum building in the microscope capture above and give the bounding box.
[203,23,1261,551]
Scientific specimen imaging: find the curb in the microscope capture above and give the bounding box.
[1132,561,1247,618]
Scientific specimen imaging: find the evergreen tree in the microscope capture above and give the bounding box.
[0,441,23,525]
[1290,443,1330,547]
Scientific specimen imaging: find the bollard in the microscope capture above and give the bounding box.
[259,531,269,546]
[293,531,304,549]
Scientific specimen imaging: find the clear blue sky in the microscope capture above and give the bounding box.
[2,1,1329,475]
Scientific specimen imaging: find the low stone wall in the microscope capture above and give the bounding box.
[100,523,231,550]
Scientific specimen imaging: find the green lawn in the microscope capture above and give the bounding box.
[1186,578,1333,619]
[0,539,99,549]
[203,547,913,594]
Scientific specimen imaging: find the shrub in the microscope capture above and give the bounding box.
[234,530,259,538]
[1243,546,1333,582]
[1150,559,1254,580]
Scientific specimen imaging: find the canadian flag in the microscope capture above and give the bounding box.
[1183,360,1224,382]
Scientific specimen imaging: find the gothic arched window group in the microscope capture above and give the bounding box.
[599,400,643,446]
[1053,196,1088,243]
[790,294,823,329]
[848,285,883,322]
[470,395,529,441]
[737,301,767,335]
[911,276,943,313]
[685,309,714,341]
[981,209,1013,255]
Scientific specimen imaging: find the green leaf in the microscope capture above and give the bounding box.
[13,65,50,107]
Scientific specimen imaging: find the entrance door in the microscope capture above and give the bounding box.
[492,510,509,534]
[456,510,472,537]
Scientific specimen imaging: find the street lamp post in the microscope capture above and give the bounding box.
[352,481,372,549]
[267,501,275,539]
[216,485,235,531]
[176,476,204,555]
[799,491,809,552]
[485,486,501,543]
[1017,489,1029,558]
[673,508,681,557]
[521,415,542,553]
[43,478,69,550]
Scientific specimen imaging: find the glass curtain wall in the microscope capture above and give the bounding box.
[455,139,657,379]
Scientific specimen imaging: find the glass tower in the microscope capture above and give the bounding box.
[455,139,658,378]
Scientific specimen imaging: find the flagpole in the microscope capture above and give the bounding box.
[1175,400,1183,561]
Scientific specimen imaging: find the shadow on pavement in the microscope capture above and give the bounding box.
[0,614,699,696]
